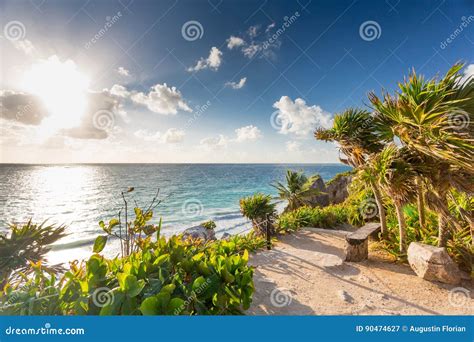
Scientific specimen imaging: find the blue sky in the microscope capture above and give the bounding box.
[1,0,473,163]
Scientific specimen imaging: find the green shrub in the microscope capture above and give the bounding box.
[0,209,255,316]
[378,203,472,274]
[200,220,216,230]
[277,204,351,232]
[239,193,276,236]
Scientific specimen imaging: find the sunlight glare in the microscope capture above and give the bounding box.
[22,56,90,137]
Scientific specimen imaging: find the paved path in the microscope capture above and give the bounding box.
[248,228,473,315]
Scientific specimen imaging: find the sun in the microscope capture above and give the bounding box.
[22,56,90,136]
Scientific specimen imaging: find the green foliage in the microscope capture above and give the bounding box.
[378,203,472,273]
[277,205,350,232]
[0,221,67,285]
[239,193,276,222]
[200,220,216,230]
[271,170,321,211]
[1,210,255,316]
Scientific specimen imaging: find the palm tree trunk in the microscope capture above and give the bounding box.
[437,195,450,248]
[370,183,387,237]
[394,202,407,253]
[415,177,426,230]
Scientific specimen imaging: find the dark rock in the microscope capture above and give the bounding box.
[308,176,330,207]
[221,232,232,240]
[326,173,352,205]
[182,225,216,241]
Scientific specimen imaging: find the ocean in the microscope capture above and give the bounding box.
[0,163,351,262]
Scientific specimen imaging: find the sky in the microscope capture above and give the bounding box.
[0,0,473,163]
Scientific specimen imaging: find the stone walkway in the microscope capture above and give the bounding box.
[248,228,474,315]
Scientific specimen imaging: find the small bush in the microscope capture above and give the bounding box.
[200,220,216,230]
[277,204,351,232]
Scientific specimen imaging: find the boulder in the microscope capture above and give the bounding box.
[326,173,352,204]
[182,225,216,241]
[221,232,232,240]
[407,242,462,285]
[308,176,330,207]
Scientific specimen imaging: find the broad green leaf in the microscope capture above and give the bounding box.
[140,297,158,315]
[93,235,107,253]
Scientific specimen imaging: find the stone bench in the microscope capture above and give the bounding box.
[344,222,381,262]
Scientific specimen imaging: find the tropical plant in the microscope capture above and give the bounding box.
[369,64,474,247]
[1,213,255,315]
[271,170,321,211]
[0,221,67,288]
[239,193,276,236]
[371,145,416,252]
[315,108,388,235]
[277,204,351,233]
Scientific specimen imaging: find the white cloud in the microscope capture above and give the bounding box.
[0,91,48,125]
[463,64,474,80]
[134,129,162,142]
[225,77,247,89]
[235,125,262,142]
[162,128,185,143]
[117,66,130,77]
[135,128,185,143]
[272,96,332,136]
[227,36,245,49]
[12,39,36,55]
[265,23,276,33]
[109,84,130,98]
[187,47,223,72]
[242,43,261,58]
[200,134,228,149]
[286,140,301,152]
[130,83,192,115]
[248,25,259,38]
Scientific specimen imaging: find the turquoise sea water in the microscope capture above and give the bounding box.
[0,163,351,261]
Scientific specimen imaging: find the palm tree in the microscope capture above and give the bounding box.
[239,193,276,236]
[369,64,474,247]
[315,108,388,235]
[371,145,416,252]
[0,221,67,288]
[271,170,321,211]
